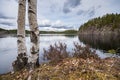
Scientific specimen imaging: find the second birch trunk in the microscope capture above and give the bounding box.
[28,0,39,68]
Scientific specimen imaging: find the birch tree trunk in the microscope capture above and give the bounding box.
[13,0,28,71]
[28,0,39,68]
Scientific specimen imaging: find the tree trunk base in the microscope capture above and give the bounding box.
[12,53,28,71]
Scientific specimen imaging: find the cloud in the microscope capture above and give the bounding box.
[0,0,120,31]
[52,25,73,29]
[50,4,57,13]
[38,19,51,27]
[37,19,75,30]
[0,18,17,29]
[87,7,95,17]
[63,0,81,13]
[0,0,18,18]
[63,8,71,14]
[0,18,16,25]
[0,22,15,26]
[0,13,15,19]
[14,0,18,2]
[77,10,85,15]
[39,24,51,27]
[77,6,101,18]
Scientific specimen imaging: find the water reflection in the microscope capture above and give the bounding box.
[1,34,119,74]
[78,34,120,52]
[0,34,79,74]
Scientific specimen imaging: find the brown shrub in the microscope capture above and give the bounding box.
[43,42,69,64]
[43,42,100,64]
[73,43,100,60]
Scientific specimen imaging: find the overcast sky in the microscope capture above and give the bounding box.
[0,0,120,31]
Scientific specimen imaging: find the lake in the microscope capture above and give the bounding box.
[0,34,119,74]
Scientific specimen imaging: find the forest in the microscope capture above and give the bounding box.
[79,13,120,32]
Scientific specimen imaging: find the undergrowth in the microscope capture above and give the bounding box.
[43,42,100,64]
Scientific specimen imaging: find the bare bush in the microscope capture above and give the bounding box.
[43,42,69,64]
[43,42,100,64]
[73,43,100,60]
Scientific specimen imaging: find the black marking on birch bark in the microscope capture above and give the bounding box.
[36,57,39,67]
[38,33,40,36]
[17,35,24,38]
[31,46,38,54]
[17,39,22,43]
[35,27,38,29]
[35,27,39,32]
[31,51,37,54]
[28,0,30,2]
[30,31,38,43]
[19,0,26,6]
[13,53,28,71]
[28,9,36,15]
[19,3,24,6]
[37,49,39,52]
[28,0,36,15]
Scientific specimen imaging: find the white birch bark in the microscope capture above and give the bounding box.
[17,0,27,55]
[13,0,28,71]
[28,0,39,68]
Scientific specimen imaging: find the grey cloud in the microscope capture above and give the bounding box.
[52,25,73,29]
[0,14,16,26]
[0,22,15,26]
[50,4,56,13]
[4,0,17,2]
[88,9,95,17]
[97,5,102,9]
[77,7,96,17]
[86,7,95,17]
[0,13,15,19]
[77,10,84,15]
[38,23,74,29]
[14,0,18,2]
[63,0,81,13]
[63,26,73,29]
[52,25,66,29]
[65,0,81,8]
[38,24,74,30]
[63,8,71,13]
[39,24,51,27]
[27,24,51,28]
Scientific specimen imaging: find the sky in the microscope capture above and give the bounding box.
[0,0,120,31]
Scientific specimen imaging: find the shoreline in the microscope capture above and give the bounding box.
[0,56,120,80]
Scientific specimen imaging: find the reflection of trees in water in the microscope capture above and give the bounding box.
[64,34,77,38]
[78,34,120,51]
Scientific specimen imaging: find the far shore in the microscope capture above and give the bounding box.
[0,28,78,38]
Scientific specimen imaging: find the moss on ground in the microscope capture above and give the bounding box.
[0,57,120,80]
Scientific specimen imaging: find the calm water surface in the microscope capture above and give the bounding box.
[0,34,117,74]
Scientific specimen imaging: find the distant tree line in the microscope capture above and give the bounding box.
[79,13,120,31]
[0,28,77,35]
